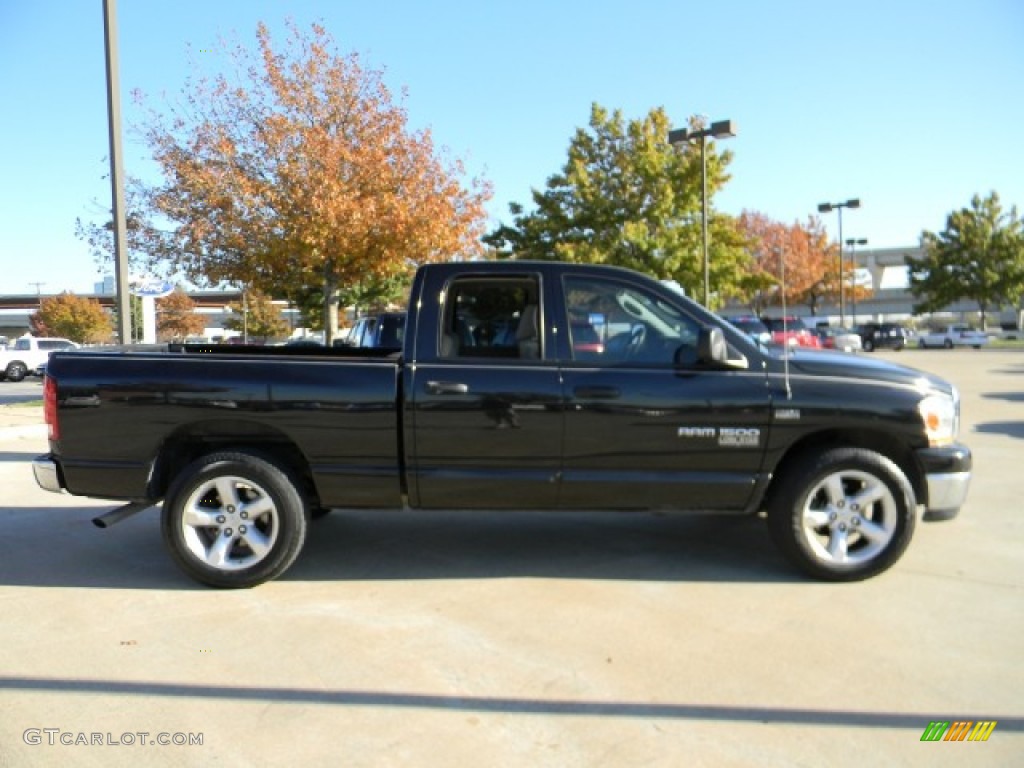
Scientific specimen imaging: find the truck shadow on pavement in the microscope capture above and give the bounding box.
[0,507,188,590]
[290,509,800,585]
[0,506,800,588]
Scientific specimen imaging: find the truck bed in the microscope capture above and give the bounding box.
[45,347,404,508]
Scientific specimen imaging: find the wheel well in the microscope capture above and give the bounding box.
[149,423,320,509]
[762,428,925,511]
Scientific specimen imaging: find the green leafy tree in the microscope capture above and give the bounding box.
[30,293,112,344]
[485,104,750,308]
[223,288,290,342]
[340,272,414,316]
[156,289,208,341]
[105,294,145,343]
[909,192,1024,326]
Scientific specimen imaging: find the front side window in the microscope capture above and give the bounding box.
[563,277,699,366]
[440,276,541,360]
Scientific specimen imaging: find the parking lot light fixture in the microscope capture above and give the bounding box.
[669,119,737,308]
[817,199,860,326]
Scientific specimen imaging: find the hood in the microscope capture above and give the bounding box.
[767,347,954,395]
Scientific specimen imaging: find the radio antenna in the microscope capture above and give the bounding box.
[779,247,792,399]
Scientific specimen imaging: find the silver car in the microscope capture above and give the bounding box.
[814,326,863,353]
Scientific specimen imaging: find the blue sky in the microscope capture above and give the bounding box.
[1,0,1022,296]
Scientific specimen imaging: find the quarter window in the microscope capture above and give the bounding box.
[439,276,542,360]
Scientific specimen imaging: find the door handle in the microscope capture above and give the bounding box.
[573,386,620,399]
[426,381,470,395]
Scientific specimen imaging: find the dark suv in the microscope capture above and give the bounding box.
[342,312,406,350]
[856,322,908,352]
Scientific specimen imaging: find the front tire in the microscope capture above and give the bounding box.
[767,448,916,581]
[5,361,27,382]
[161,451,308,588]
[863,339,874,352]
[943,338,953,349]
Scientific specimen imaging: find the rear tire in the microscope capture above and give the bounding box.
[767,447,916,581]
[863,339,874,352]
[162,451,308,588]
[943,339,953,349]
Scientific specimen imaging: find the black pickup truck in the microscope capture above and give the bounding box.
[34,261,972,587]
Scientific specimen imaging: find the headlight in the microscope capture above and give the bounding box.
[918,393,957,446]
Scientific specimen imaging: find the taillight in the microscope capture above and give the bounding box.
[44,375,59,441]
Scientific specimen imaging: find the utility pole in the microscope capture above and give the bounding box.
[103,0,132,345]
[28,282,46,309]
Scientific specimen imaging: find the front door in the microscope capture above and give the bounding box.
[558,274,771,511]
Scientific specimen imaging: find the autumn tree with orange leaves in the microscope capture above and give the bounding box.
[30,294,112,344]
[134,22,490,342]
[736,212,843,315]
[156,289,207,341]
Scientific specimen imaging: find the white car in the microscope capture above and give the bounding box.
[918,324,989,349]
[0,336,80,382]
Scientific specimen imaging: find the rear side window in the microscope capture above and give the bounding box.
[439,276,541,360]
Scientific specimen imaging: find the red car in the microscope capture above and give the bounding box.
[761,316,821,348]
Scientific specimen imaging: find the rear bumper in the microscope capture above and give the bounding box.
[33,455,64,494]
[916,444,972,520]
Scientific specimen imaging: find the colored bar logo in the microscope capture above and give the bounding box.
[921,721,997,742]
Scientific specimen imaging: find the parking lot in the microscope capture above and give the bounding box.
[0,377,44,406]
[0,348,1021,766]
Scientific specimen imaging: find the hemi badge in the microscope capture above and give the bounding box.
[774,408,801,420]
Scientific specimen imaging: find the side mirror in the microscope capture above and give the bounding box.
[698,326,728,364]
[675,326,729,368]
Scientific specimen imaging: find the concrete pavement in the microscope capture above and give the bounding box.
[0,404,45,440]
[0,349,1021,767]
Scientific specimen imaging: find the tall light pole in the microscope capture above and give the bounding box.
[669,119,737,308]
[845,237,867,325]
[103,0,132,345]
[817,198,860,326]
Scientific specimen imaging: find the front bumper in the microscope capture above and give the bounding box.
[916,443,972,520]
[33,455,64,494]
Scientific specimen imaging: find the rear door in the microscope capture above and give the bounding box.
[557,273,771,511]
[406,269,563,509]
